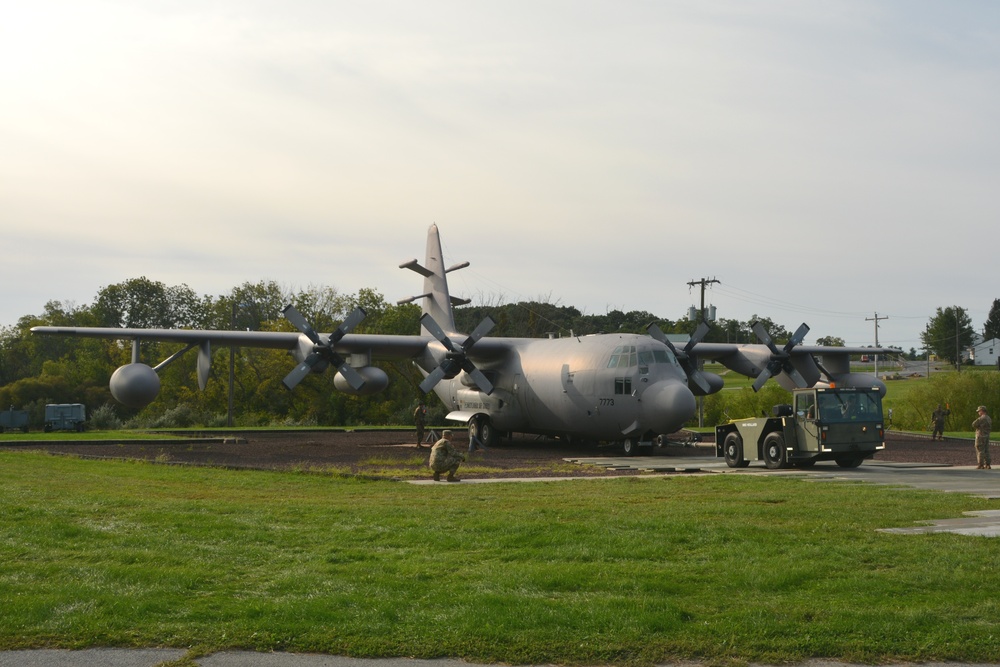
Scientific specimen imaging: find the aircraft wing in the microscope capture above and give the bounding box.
[691,341,901,393]
[692,342,899,359]
[29,326,433,359]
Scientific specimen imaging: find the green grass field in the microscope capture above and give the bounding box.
[2,451,998,666]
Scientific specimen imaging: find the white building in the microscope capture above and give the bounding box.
[970,337,1000,367]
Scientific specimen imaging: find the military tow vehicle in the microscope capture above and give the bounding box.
[715,386,885,469]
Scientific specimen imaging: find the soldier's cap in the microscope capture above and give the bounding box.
[977,406,987,412]
[442,429,453,437]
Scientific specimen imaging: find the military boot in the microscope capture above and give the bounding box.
[433,471,441,481]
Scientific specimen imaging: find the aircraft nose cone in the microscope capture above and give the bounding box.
[641,380,697,434]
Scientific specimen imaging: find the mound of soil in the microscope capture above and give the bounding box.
[0,429,981,479]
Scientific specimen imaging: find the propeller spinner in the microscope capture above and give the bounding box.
[281,305,367,391]
[419,314,496,395]
[751,321,810,392]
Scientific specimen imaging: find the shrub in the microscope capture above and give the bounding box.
[89,403,122,430]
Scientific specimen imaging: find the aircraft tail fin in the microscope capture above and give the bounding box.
[398,224,468,333]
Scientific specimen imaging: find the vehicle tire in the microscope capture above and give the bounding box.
[763,432,787,469]
[621,438,639,456]
[836,457,863,468]
[723,433,749,468]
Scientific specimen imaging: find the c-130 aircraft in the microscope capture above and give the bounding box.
[32,224,899,454]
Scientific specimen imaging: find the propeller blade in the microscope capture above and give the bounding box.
[463,316,496,348]
[420,313,455,351]
[787,323,810,349]
[784,366,807,388]
[752,369,772,392]
[282,305,320,344]
[283,353,321,390]
[464,364,495,395]
[330,307,367,343]
[336,362,366,391]
[419,365,449,394]
[751,321,776,352]
[683,321,711,354]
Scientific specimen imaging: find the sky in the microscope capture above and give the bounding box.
[2,1,999,350]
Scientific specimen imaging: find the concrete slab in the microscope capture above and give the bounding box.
[878,510,1000,537]
[547,455,1000,536]
[0,648,186,666]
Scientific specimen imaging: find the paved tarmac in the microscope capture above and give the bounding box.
[4,458,997,666]
[413,456,1000,535]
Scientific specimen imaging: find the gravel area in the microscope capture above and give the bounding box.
[0,429,986,478]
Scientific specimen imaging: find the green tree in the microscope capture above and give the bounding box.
[815,336,845,347]
[921,306,975,368]
[94,277,206,329]
[983,298,1000,341]
[747,316,791,343]
[713,318,750,344]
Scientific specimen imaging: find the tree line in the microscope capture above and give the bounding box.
[0,276,996,429]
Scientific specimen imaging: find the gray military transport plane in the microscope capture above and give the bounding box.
[32,224,899,454]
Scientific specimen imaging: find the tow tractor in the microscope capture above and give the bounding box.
[715,386,885,469]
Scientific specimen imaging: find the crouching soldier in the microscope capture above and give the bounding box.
[429,430,465,482]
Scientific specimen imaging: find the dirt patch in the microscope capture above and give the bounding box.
[0,430,981,479]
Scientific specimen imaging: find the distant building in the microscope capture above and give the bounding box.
[970,337,1000,367]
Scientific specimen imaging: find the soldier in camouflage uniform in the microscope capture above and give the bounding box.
[413,402,427,448]
[428,430,465,482]
[972,406,992,469]
[931,404,950,441]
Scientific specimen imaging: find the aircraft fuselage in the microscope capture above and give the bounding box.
[434,333,697,442]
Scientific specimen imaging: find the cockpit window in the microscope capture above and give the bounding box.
[607,346,638,368]
[653,348,677,366]
[608,345,679,369]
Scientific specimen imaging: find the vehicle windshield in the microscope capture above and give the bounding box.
[817,391,882,423]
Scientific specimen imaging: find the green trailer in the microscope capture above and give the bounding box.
[715,386,885,469]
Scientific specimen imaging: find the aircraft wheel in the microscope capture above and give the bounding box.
[724,432,749,468]
[835,457,863,468]
[479,418,498,448]
[621,438,639,456]
[469,415,497,448]
[763,432,787,469]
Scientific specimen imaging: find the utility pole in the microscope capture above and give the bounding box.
[228,300,236,427]
[866,312,888,377]
[687,277,720,323]
[955,306,961,372]
[686,278,719,428]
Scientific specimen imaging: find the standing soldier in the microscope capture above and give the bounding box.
[930,403,950,441]
[972,406,992,469]
[413,402,427,448]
